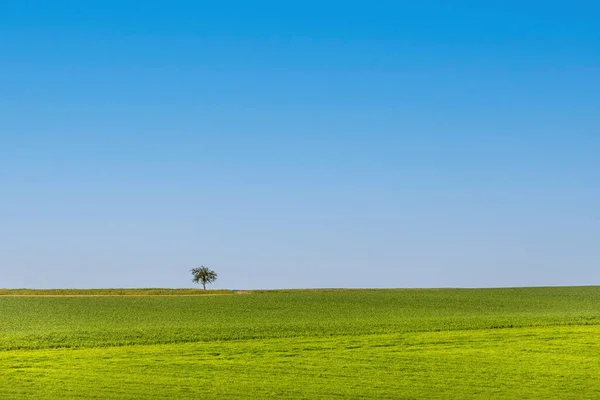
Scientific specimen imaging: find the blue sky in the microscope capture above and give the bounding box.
[1,1,599,289]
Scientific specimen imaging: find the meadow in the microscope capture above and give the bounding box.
[1,287,600,398]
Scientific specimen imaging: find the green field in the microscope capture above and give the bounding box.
[0,288,234,296]
[2,287,600,399]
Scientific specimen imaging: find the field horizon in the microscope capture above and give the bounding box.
[2,286,600,398]
[2,284,599,294]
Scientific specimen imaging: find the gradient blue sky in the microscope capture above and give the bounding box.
[1,1,599,289]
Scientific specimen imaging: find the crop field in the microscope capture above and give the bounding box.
[1,287,600,399]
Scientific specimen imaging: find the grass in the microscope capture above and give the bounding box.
[1,287,600,398]
[0,288,234,296]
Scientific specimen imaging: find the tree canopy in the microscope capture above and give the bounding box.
[190,266,217,290]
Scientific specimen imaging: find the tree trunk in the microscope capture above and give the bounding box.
[203,282,206,290]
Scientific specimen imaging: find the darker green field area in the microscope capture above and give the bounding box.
[2,287,600,398]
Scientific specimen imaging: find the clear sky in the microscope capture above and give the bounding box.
[1,1,599,289]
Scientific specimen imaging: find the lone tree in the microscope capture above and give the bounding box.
[190,266,218,290]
